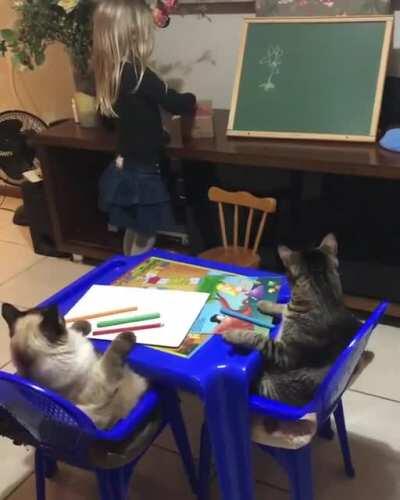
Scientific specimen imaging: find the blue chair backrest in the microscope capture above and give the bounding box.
[0,371,97,464]
[313,302,388,421]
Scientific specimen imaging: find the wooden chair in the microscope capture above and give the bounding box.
[198,187,277,268]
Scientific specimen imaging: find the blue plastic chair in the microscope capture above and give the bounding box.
[198,302,388,500]
[0,371,197,500]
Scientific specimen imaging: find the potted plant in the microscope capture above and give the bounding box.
[0,0,96,126]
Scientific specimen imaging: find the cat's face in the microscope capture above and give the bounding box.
[278,234,342,298]
[1,303,67,377]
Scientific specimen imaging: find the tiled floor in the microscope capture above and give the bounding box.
[0,196,399,499]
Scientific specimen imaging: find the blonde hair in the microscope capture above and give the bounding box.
[92,0,155,117]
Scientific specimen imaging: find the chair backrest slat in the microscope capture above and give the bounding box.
[253,212,268,254]
[218,202,228,248]
[234,205,239,248]
[244,208,254,249]
[208,187,277,252]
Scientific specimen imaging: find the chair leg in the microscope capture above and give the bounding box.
[334,399,355,478]
[318,417,334,440]
[110,468,130,500]
[96,468,130,500]
[43,457,58,479]
[198,423,212,500]
[34,449,46,500]
[285,446,314,500]
[163,389,198,494]
[96,470,112,500]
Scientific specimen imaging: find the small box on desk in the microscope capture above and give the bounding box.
[192,100,214,139]
[172,101,215,141]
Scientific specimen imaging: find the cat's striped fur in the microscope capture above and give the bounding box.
[224,234,360,407]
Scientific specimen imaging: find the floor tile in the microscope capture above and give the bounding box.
[1,198,22,212]
[0,210,31,247]
[5,464,96,500]
[155,391,203,458]
[0,257,93,308]
[0,242,42,286]
[351,323,400,401]
[314,392,400,500]
[253,391,400,498]
[0,439,32,500]
[6,446,194,500]
[210,478,289,500]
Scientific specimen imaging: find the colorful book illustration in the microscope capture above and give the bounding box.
[114,257,282,358]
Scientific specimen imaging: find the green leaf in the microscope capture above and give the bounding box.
[0,29,17,43]
[12,52,33,70]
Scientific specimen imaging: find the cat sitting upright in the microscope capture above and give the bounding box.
[224,234,361,407]
[1,303,148,429]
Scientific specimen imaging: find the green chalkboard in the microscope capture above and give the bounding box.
[228,17,393,142]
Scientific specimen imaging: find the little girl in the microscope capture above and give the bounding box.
[92,0,196,255]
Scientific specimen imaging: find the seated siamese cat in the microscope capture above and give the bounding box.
[2,303,148,429]
[224,234,362,407]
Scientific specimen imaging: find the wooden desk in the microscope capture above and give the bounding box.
[35,109,400,179]
[34,110,400,316]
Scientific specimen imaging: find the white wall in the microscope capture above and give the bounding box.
[154,13,253,109]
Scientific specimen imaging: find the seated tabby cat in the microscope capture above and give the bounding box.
[224,234,361,407]
[1,303,148,429]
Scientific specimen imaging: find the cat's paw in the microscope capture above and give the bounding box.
[111,331,137,355]
[257,300,284,317]
[257,300,275,314]
[71,320,91,336]
[223,330,266,350]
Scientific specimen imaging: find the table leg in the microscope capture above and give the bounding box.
[204,367,254,500]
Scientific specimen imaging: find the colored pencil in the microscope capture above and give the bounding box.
[220,307,274,329]
[97,312,161,328]
[92,322,163,336]
[66,306,138,323]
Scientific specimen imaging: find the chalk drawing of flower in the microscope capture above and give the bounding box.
[259,45,284,92]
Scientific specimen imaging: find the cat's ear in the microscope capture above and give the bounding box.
[278,245,293,268]
[319,233,338,256]
[2,303,23,333]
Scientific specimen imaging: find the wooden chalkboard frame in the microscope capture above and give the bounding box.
[227,16,393,142]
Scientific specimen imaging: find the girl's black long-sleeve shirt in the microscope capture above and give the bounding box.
[114,62,196,165]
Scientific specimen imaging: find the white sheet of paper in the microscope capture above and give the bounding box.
[65,285,209,348]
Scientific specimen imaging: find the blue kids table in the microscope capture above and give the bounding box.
[41,249,289,500]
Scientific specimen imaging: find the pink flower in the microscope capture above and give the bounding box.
[162,0,177,11]
[152,7,170,28]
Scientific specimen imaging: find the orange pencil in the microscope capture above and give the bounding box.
[66,306,137,323]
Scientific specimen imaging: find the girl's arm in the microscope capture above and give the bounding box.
[133,66,196,115]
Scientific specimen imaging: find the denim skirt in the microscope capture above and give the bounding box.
[98,158,174,235]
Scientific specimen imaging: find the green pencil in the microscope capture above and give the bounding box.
[97,312,161,328]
